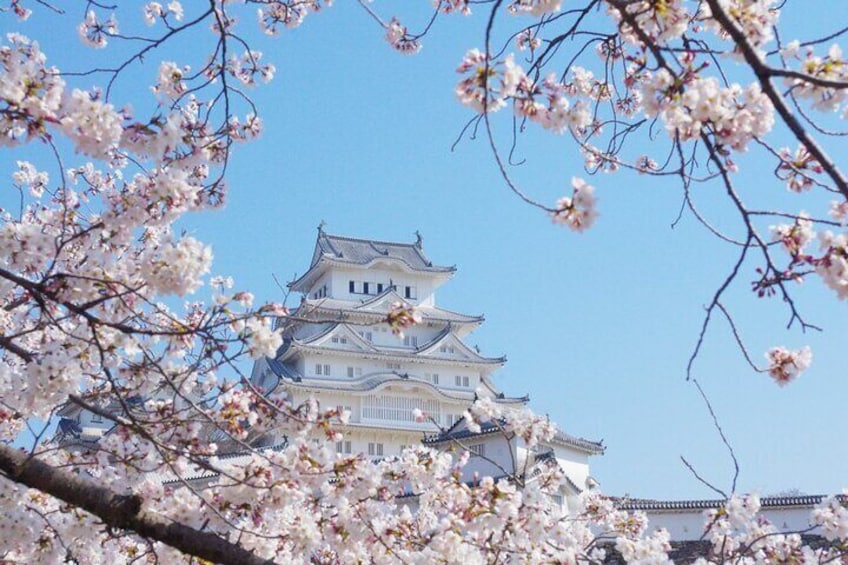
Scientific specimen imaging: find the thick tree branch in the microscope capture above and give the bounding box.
[0,443,272,565]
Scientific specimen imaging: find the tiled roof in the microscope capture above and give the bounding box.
[603,536,836,564]
[548,431,606,455]
[313,232,455,274]
[57,418,82,435]
[421,420,602,455]
[281,335,506,367]
[290,231,455,290]
[617,494,846,511]
[150,443,289,485]
[266,360,525,405]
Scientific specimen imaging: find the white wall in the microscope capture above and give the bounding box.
[643,506,820,540]
[325,266,440,306]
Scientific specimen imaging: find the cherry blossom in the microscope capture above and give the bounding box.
[386,301,422,338]
[815,231,848,299]
[778,145,823,192]
[0,2,846,563]
[551,176,598,232]
[764,346,812,386]
[384,18,421,55]
[78,10,117,49]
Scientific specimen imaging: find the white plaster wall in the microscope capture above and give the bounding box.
[324,266,440,306]
[456,435,517,482]
[553,446,591,488]
[643,507,819,540]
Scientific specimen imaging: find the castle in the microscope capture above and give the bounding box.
[248,227,604,512]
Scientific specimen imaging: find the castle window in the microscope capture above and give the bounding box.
[347,366,355,378]
[336,441,352,454]
[363,282,370,294]
[469,443,486,457]
[404,286,415,299]
[368,442,384,457]
[403,335,418,347]
[377,283,384,294]
[349,280,355,293]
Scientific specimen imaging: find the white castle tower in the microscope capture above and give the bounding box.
[249,227,603,508]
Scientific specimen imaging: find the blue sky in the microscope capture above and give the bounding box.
[2,2,846,500]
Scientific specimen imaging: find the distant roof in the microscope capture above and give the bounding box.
[547,431,606,455]
[617,494,846,512]
[290,229,455,291]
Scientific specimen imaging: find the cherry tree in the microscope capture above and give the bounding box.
[0,0,846,563]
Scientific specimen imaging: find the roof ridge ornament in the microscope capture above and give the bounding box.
[414,230,423,249]
[317,220,327,235]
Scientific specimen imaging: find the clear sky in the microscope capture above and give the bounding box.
[2,2,846,500]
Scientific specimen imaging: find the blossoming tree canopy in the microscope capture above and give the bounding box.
[0,0,846,563]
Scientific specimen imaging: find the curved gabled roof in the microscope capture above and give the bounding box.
[279,328,505,369]
[290,230,455,291]
[417,328,506,365]
[290,322,377,352]
[266,363,479,402]
[422,420,603,455]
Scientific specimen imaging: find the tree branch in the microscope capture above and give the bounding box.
[0,443,272,565]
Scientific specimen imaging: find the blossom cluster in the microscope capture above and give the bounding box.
[698,0,779,52]
[257,1,331,35]
[385,301,422,338]
[551,177,598,232]
[640,69,775,151]
[0,1,846,563]
[778,145,824,192]
[784,43,848,115]
[607,0,690,46]
[384,18,421,55]
[764,346,812,386]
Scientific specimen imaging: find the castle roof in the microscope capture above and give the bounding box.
[278,323,506,368]
[422,418,603,455]
[265,357,527,404]
[290,230,455,291]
